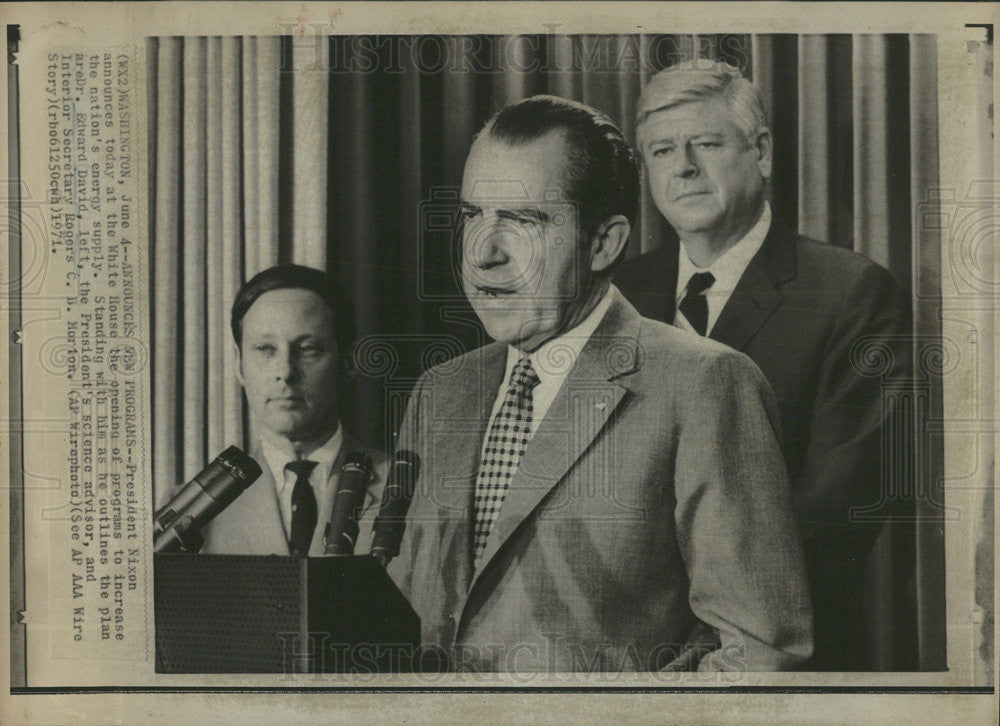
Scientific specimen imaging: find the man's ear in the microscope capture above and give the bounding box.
[233,339,246,388]
[589,215,631,274]
[754,127,773,180]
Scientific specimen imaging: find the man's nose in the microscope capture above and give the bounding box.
[673,144,699,178]
[464,223,511,269]
[272,350,300,384]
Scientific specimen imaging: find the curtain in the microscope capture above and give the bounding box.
[147,33,944,671]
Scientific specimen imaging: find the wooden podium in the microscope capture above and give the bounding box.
[153,554,420,673]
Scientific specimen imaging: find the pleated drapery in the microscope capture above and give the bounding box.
[147,34,943,671]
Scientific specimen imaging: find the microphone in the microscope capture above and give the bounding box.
[323,452,374,555]
[153,446,263,553]
[369,450,420,567]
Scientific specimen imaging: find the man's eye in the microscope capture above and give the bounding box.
[296,345,323,356]
[650,146,674,158]
[695,141,720,149]
[253,344,275,355]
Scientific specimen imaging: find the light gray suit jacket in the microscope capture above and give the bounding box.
[202,431,386,557]
[388,290,813,672]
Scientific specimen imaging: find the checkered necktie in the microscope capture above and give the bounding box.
[678,271,715,336]
[286,459,318,556]
[473,356,541,564]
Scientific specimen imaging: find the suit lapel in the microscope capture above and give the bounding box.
[432,344,508,593]
[710,220,797,352]
[245,444,291,555]
[470,292,641,585]
[434,343,507,514]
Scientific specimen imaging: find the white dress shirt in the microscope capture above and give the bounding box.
[483,284,616,446]
[260,423,344,551]
[675,203,771,336]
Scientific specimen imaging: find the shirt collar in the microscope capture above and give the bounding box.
[677,202,771,300]
[260,422,344,495]
[504,284,616,385]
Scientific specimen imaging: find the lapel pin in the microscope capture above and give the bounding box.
[595,401,607,411]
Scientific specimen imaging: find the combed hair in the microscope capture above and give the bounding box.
[484,95,640,247]
[230,264,356,361]
[636,60,768,150]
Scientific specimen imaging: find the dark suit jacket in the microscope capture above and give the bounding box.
[202,431,386,556]
[615,220,912,670]
[388,290,813,672]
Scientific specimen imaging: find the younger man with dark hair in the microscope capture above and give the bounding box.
[203,264,384,557]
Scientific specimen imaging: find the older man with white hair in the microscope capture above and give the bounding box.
[616,61,912,670]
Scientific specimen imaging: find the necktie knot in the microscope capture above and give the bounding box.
[679,272,716,336]
[510,357,541,396]
[285,459,316,477]
[285,459,318,479]
[686,271,715,296]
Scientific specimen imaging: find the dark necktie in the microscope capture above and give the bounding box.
[678,271,715,336]
[473,357,541,565]
[285,459,318,556]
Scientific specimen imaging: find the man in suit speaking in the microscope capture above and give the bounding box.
[388,96,812,672]
[614,62,912,669]
[202,264,384,557]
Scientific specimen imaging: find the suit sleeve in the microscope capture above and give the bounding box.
[384,373,428,601]
[795,263,912,544]
[673,349,814,671]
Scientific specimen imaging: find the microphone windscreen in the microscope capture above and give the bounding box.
[369,450,421,565]
[153,446,263,553]
[324,451,374,555]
